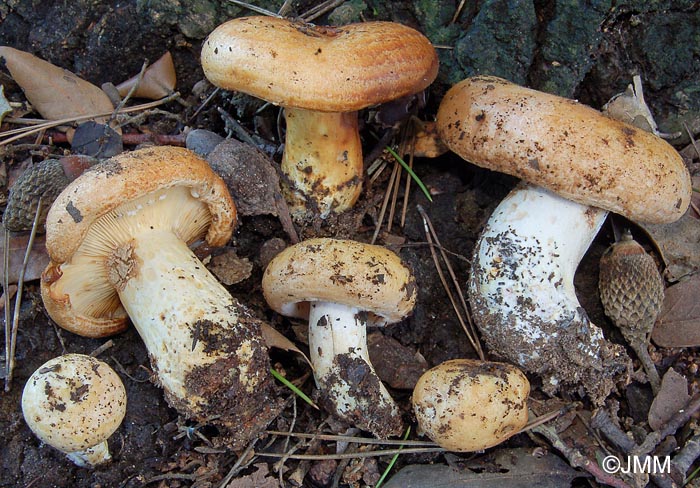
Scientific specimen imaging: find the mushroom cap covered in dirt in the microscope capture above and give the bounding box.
[22,353,127,467]
[436,75,691,224]
[262,237,417,325]
[412,359,529,452]
[200,16,439,113]
[40,145,236,338]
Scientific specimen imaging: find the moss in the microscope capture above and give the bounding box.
[452,0,537,85]
[532,0,612,97]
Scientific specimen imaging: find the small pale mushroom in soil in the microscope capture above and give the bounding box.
[21,354,126,467]
[412,359,530,452]
[200,16,438,220]
[436,76,691,404]
[40,146,280,447]
[262,238,417,438]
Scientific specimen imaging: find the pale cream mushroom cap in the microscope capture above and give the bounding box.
[412,359,529,452]
[262,238,417,324]
[436,76,691,224]
[22,354,126,460]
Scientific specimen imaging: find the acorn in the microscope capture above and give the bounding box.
[599,229,664,392]
[3,155,97,232]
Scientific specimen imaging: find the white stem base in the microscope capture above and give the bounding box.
[469,184,630,404]
[308,301,403,438]
[66,440,111,468]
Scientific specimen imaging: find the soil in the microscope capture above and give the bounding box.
[1,1,700,487]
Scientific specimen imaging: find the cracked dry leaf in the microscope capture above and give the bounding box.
[0,46,114,122]
[261,322,312,369]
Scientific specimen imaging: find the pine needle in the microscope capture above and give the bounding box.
[270,368,319,410]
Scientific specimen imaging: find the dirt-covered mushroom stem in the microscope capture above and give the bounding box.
[469,184,628,401]
[262,238,417,438]
[201,16,438,219]
[40,146,280,447]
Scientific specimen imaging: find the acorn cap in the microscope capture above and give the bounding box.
[201,16,439,113]
[21,354,126,463]
[40,146,236,337]
[262,238,417,325]
[436,76,691,224]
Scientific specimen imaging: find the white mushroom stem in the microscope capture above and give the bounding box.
[308,301,402,436]
[469,183,630,404]
[110,229,260,403]
[66,443,111,468]
[282,108,363,219]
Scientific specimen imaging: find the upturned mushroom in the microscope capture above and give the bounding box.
[262,238,417,437]
[412,359,529,452]
[40,146,279,447]
[22,354,126,467]
[436,76,691,403]
[201,16,438,220]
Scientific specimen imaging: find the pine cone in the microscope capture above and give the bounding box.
[598,231,665,343]
[2,155,97,232]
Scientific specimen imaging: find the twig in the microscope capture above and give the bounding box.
[451,0,468,23]
[226,0,281,17]
[215,438,259,488]
[634,393,700,455]
[256,447,444,460]
[416,204,484,359]
[532,422,632,488]
[3,226,10,381]
[4,197,42,391]
[370,160,399,245]
[300,0,346,22]
[265,430,438,446]
[0,93,181,145]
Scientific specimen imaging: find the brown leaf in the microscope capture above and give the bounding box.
[641,206,700,282]
[225,463,278,488]
[0,233,49,284]
[652,274,700,347]
[648,369,689,431]
[115,51,176,100]
[0,46,114,121]
[261,322,312,369]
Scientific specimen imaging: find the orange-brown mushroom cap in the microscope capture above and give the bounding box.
[200,16,439,112]
[41,146,236,337]
[436,76,692,224]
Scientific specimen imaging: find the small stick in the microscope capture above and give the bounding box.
[256,447,444,460]
[370,161,399,245]
[5,197,42,391]
[265,430,438,446]
[3,226,11,380]
[417,205,484,359]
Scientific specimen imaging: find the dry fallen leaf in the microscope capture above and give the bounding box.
[0,46,115,121]
[115,51,176,100]
[261,322,313,369]
[0,233,49,284]
[641,207,700,283]
[207,249,253,286]
[652,273,700,347]
[648,369,689,431]
[225,463,278,488]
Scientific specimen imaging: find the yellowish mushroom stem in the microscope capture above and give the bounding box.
[282,108,363,219]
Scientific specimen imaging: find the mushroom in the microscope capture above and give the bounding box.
[40,146,279,447]
[200,16,438,220]
[262,238,417,437]
[436,76,691,403]
[412,359,529,452]
[21,353,126,467]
